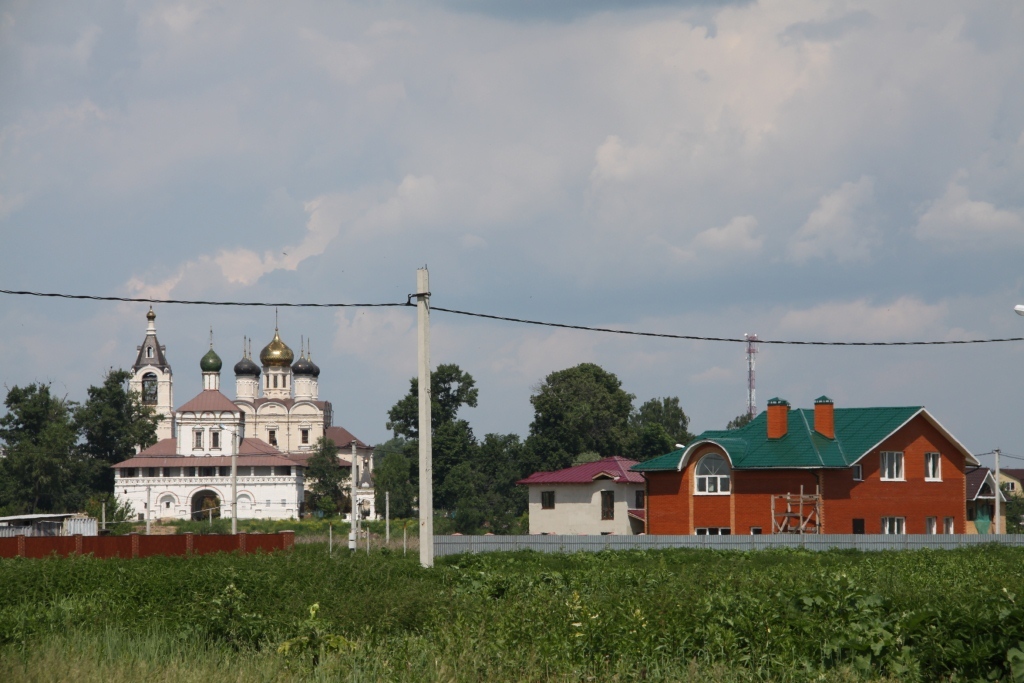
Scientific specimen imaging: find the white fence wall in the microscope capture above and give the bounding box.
[436,534,1024,556]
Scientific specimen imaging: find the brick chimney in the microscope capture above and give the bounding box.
[814,396,835,439]
[766,398,790,439]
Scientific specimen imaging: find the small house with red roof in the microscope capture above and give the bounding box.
[633,396,978,535]
[518,456,646,535]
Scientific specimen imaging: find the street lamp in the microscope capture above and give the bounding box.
[218,423,240,535]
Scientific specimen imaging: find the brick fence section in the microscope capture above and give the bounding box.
[0,531,295,559]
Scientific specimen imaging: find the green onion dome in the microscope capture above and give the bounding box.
[200,347,222,372]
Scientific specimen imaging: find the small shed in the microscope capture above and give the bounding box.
[0,513,98,537]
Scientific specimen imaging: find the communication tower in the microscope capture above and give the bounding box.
[745,333,759,418]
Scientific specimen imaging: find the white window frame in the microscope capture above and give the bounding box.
[881,516,905,534]
[925,452,941,481]
[211,430,221,450]
[193,429,203,450]
[852,464,862,481]
[695,527,731,536]
[750,527,762,535]
[694,454,731,495]
[880,452,904,481]
[943,517,955,534]
[926,516,937,534]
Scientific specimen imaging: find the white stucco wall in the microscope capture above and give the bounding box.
[526,481,644,535]
[117,470,305,521]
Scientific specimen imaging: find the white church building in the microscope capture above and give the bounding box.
[114,309,376,521]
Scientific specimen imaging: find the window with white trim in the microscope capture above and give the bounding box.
[695,528,731,535]
[695,454,730,494]
[926,516,937,534]
[880,452,903,481]
[852,464,862,481]
[750,527,762,535]
[943,517,954,534]
[193,429,203,450]
[211,430,221,450]
[925,452,941,481]
[881,517,905,534]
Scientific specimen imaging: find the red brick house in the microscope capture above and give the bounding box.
[633,397,977,535]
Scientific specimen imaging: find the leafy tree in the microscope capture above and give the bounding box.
[0,383,85,513]
[727,412,754,430]
[386,364,479,511]
[526,363,635,472]
[1004,485,1024,534]
[373,446,415,518]
[385,364,478,439]
[76,368,162,493]
[627,397,693,460]
[304,438,348,515]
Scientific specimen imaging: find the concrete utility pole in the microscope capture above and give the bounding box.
[349,440,358,551]
[146,486,152,535]
[417,267,434,568]
[995,448,1001,535]
[218,423,239,534]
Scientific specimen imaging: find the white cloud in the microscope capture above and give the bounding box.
[693,215,762,252]
[788,176,878,263]
[915,177,1024,247]
[775,296,949,342]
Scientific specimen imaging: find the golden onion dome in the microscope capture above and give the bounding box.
[259,329,294,367]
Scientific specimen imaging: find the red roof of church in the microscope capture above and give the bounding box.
[517,456,644,486]
[326,426,369,449]
[178,390,241,413]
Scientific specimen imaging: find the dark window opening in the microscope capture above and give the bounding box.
[142,373,158,405]
[853,519,865,534]
[541,491,555,509]
[635,490,645,509]
[301,428,309,444]
[601,490,614,520]
[268,430,277,446]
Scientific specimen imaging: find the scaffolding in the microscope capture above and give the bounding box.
[771,486,821,534]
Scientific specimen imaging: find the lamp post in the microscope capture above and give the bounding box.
[218,423,240,535]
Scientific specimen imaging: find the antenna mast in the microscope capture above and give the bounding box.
[745,333,759,418]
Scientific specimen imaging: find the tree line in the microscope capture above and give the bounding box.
[0,370,161,516]
[1,362,730,533]
[369,362,697,534]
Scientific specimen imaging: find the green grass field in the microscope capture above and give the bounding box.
[2,545,1024,682]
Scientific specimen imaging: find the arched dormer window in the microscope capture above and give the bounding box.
[142,373,158,405]
[695,453,730,494]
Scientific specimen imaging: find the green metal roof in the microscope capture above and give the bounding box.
[633,406,928,472]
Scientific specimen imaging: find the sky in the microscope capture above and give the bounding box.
[1,0,1023,466]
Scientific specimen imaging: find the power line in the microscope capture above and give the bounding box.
[3,288,1024,346]
[0,289,405,308]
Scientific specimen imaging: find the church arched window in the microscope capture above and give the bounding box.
[142,373,158,405]
[146,346,154,358]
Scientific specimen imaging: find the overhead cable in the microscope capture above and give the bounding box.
[3,288,1024,347]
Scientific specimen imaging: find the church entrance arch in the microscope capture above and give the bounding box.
[191,490,221,520]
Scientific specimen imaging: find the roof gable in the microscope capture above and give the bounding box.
[519,456,643,485]
[632,405,975,472]
[178,390,241,414]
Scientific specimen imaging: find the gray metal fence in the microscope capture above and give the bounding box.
[435,533,1024,556]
